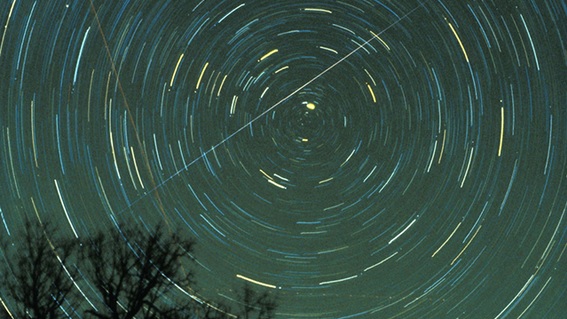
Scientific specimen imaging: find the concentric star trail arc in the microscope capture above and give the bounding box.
[1,0,564,317]
[117,1,428,214]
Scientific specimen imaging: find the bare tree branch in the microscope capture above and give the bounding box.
[79,223,196,319]
[0,219,79,319]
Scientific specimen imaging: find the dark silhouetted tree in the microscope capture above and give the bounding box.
[236,284,277,319]
[1,220,279,319]
[79,223,196,319]
[202,284,278,319]
[0,219,78,319]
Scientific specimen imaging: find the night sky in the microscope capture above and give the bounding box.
[0,0,566,318]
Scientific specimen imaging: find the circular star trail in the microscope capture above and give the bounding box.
[0,0,565,318]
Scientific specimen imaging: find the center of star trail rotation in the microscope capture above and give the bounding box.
[0,0,565,318]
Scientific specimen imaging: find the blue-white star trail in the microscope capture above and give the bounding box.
[0,0,565,318]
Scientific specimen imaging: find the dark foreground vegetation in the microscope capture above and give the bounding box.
[0,219,277,319]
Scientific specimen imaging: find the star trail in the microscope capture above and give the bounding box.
[0,0,565,318]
